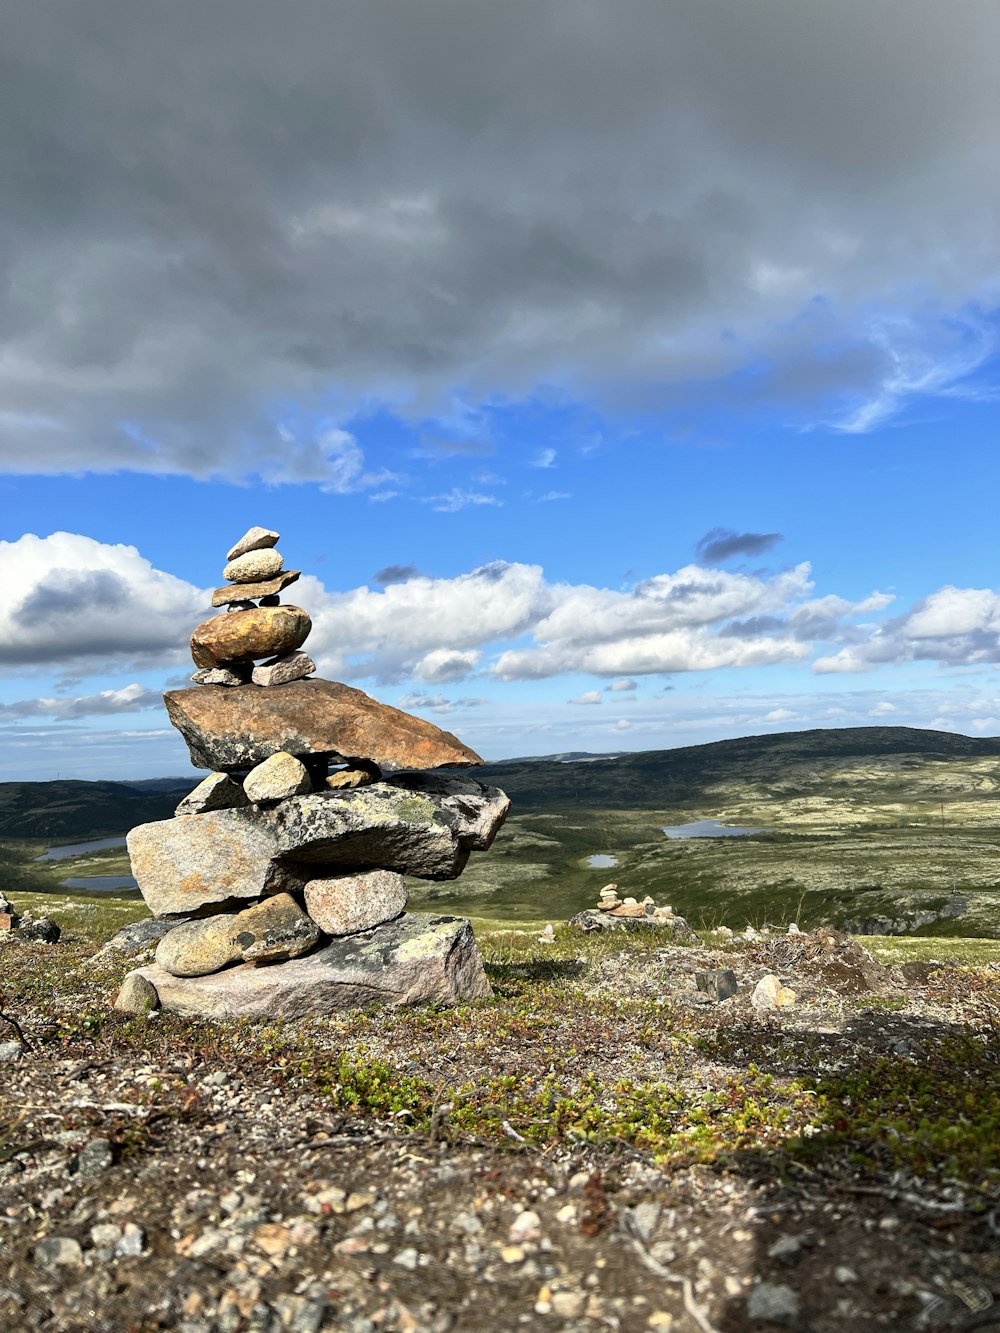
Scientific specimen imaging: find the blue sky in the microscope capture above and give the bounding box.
[1,2,999,780]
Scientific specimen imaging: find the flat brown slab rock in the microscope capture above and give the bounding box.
[164,677,484,772]
[211,570,300,607]
[132,913,492,1018]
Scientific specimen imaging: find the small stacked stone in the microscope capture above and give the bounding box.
[191,526,316,688]
[569,884,696,939]
[118,528,510,1020]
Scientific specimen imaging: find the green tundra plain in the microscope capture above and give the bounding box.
[2,725,999,937]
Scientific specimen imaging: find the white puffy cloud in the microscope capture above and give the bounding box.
[305,562,553,683]
[570,691,603,705]
[415,649,482,684]
[0,532,207,670]
[814,585,1000,673]
[491,564,814,680]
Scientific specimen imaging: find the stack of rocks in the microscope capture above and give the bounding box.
[570,884,696,939]
[117,527,509,1020]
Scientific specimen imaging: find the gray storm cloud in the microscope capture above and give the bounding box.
[1,0,999,480]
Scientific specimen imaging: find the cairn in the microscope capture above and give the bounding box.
[569,884,697,940]
[117,526,509,1019]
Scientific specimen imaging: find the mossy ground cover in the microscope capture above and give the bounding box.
[3,914,998,1192]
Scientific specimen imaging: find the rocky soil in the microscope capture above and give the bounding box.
[0,924,998,1333]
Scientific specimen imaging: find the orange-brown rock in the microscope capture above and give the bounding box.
[164,677,484,772]
[211,570,300,607]
[190,605,311,667]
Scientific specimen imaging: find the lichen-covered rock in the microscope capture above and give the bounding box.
[226,526,279,561]
[155,915,242,977]
[17,917,60,943]
[326,767,378,790]
[190,605,311,668]
[126,811,304,916]
[164,677,483,772]
[135,914,492,1018]
[175,772,248,816]
[266,775,510,879]
[155,893,319,976]
[243,752,312,803]
[223,549,284,583]
[304,869,407,937]
[129,780,507,918]
[234,893,320,963]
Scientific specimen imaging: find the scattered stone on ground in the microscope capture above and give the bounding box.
[1,923,995,1333]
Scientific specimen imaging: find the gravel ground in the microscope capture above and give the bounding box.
[0,926,998,1332]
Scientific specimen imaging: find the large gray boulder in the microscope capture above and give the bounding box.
[267,774,510,878]
[127,775,510,915]
[132,913,492,1018]
[126,811,304,917]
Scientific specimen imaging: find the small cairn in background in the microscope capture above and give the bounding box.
[117,526,510,1020]
[570,883,696,940]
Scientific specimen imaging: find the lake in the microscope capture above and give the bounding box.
[36,835,127,861]
[35,835,137,893]
[586,854,619,868]
[662,819,768,839]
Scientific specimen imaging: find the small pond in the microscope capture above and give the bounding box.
[60,875,139,893]
[36,835,127,861]
[662,819,768,839]
[586,854,619,869]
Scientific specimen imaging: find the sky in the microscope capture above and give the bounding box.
[1,0,999,781]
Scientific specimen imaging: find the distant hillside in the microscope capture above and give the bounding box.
[474,726,1000,811]
[0,779,191,839]
[4,727,999,840]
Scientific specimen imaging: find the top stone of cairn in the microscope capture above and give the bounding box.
[227,526,280,562]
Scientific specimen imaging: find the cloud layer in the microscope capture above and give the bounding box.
[4,534,998,703]
[2,2,1000,483]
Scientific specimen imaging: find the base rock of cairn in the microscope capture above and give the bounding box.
[117,525,508,1019]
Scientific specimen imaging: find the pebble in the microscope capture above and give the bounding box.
[509,1210,542,1242]
[625,1202,661,1241]
[752,974,796,1010]
[74,1138,114,1177]
[835,1266,859,1284]
[393,1247,419,1270]
[746,1282,801,1323]
[33,1236,84,1270]
[114,972,159,1014]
